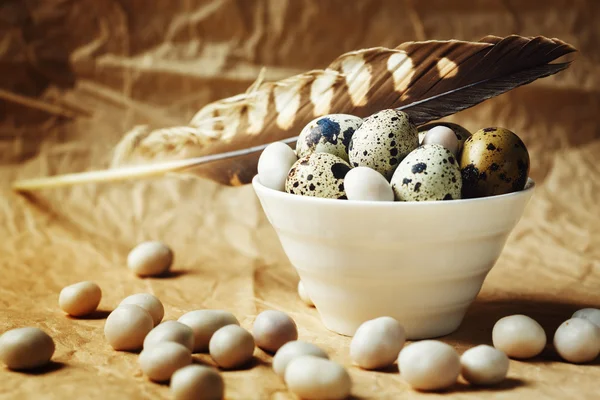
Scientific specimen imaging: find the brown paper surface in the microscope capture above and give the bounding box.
[1,0,599,398]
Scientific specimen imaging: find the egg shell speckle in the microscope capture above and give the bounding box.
[460,127,530,198]
[349,109,418,179]
[286,153,351,199]
[391,144,462,201]
[296,114,363,162]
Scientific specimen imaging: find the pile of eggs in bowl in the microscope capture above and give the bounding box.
[258,109,530,201]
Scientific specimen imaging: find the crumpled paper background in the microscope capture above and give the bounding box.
[1,0,599,398]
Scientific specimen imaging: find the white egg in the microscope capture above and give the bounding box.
[0,327,55,370]
[296,114,363,162]
[178,310,239,353]
[460,345,509,385]
[170,365,224,400]
[492,314,546,359]
[253,310,298,353]
[344,167,394,202]
[350,316,405,370]
[572,308,600,328]
[120,293,164,326]
[391,144,462,201]
[127,241,173,277]
[258,142,298,191]
[553,318,600,363]
[398,340,460,391]
[138,341,192,382]
[272,341,328,378]
[143,320,195,351]
[285,356,352,400]
[422,126,459,156]
[209,325,255,369]
[418,122,471,152]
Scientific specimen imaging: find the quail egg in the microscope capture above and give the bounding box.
[418,122,471,152]
[286,153,351,199]
[349,109,418,179]
[391,144,462,201]
[460,127,530,198]
[296,114,363,162]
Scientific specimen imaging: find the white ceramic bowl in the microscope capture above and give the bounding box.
[253,175,535,339]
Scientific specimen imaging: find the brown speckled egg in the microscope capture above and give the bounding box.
[391,144,462,201]
[285,153,351,199]
[460,127,530,198]
[296,114,363,162]
[349,109,418,180]
[418,122,471,153]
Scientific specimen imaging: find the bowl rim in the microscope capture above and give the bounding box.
[252,175,535,207]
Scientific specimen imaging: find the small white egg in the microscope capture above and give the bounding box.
[258,142,298,191]
[553,318,600,363]
[398,340,460,391]
[350,316,405,370]
[253,310,298,353]
[138,341,192,382]
[104,304,154,351]
[143,320,195,351]
[572,308,600,328]
[127,241,174,277]
[297,281,314,307]
[120,293,164,326]
[344,167,394,202]
[492,315,546,359]
[422,126,459,156]
[209,325,255,369]
[460,345,509,385]
[0,327,55,370]
[285,355,352,400]
[170,365,224,400]
[272,341,329,378]
[418,122,471,152]
[59,281,102,317]
[178,310,239,353]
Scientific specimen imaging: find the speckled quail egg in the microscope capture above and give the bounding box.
[349,109,418,180]
[460,127,530,198]
[296,114,363,162]
[391,144,462,201]
[286,153,351,199]
[418,122,471,152]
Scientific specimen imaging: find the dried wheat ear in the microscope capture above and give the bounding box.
[13,35,575,192]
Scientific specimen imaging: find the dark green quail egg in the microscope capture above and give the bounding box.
[418,122,471,153]
[349,109,418,180]
[460,127,530,198]
[296,114,363,162]
[391,144,462,201]
[285,153,351,199]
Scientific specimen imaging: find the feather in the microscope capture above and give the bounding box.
[13,35,576,192]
